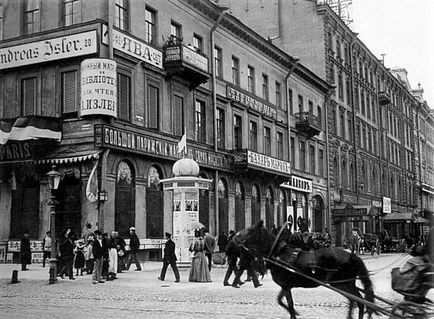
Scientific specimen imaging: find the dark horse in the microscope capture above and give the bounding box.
[240,221,375,319]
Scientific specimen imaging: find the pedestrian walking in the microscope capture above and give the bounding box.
[126,227,142,271]
[42,231,52,267]
[92,230,106,284]
[217,230,228,253]
[223,230,243,287]
[84,234,94,274]
[203,229,216,272]
[158,232,180,282]
[74,239,85,276]
[188,230,211,283]
[20,230,31,271]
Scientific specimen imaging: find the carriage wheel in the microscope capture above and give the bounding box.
[389,301,427,319]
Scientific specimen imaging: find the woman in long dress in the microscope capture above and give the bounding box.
[188,231,211,282]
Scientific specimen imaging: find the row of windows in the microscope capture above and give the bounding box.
[290,137,325,177]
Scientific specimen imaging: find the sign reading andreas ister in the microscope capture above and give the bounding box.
[0,30,97,70]
[80,59,117,118]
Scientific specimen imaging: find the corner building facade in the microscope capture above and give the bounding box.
[0,0,330,260]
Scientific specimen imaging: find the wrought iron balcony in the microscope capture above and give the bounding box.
[378,91,391,106]
[163,37,209,89]
[294,112,321,138]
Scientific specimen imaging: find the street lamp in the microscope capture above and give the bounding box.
[45,165,61,284]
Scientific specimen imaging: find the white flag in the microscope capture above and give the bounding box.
[86,160,98,202]
[177,133,187,154]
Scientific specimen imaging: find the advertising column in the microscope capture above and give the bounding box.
[172,189,199,262]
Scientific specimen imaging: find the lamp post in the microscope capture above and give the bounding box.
[46,165,61,284]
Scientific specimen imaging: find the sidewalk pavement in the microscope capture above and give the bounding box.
[0,261,238,290]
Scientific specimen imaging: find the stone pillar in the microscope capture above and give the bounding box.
[245,194,252,227]
[39,180,50,238]
[135,180,146,236]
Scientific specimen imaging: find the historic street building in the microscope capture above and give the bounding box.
[230,0,433,246]
[0,0,330,261]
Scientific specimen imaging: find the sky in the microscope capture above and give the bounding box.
[350,0,434,108]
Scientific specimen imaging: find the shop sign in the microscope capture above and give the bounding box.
[0,142,32,162]
[165,46,181,61]
[102,25,162,69]
[183,45,208,72]
[372,200,382,208]
[383,197,391,214]
[226,85,277,120]
[280,175,312,193]
[246,150,291,175]
[0,30,97,70]
[95,125,233,171]
[80,58,117,118]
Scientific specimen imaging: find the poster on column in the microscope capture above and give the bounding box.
[286,206,294,232]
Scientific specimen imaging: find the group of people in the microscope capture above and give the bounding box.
[21,224,143,284]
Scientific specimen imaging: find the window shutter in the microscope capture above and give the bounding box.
[62,71,77,113]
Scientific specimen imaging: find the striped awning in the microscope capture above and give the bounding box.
[36,150,101,164]
[0,116,61,145]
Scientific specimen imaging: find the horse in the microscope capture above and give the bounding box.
[240,221,376,319]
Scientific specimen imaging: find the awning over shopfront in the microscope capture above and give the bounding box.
[36,150,101,164]
[0,116,61,145]
[383,212,413,222]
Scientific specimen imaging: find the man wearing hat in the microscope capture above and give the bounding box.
[126,227,142,271]
[91,230,107,284]
[158,232,180,282]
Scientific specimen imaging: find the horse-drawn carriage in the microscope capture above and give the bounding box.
[231,221,433,319]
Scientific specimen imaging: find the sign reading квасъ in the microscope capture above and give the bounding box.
[80,59,117,118]
[0,31,97,70]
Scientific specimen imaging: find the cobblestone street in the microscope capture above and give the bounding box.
[1,253,431,318]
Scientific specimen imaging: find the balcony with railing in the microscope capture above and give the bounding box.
[378,91,391,106]
[163,37,209,89]
[294,112,321,138]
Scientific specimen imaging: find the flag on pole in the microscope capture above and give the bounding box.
[86,160,99,203]
[177,132,187,155]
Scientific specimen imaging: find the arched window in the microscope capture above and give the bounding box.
[235,182,245,232]
[146,165,163,239]
[251,184,261,226]
[218,179,229,235]
[265,187,274,229]
[341,159,347,189]
[115,161,135,237]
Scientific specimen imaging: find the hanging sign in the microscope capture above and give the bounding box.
[80,58,117,118]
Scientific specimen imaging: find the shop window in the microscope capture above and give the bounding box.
[64,0,81,26]
[251,184,261,226]
[235,182,245,231]
[115,161,135,238]
[218,179,228,235]
[265,187,274,229]
[146,166,163,239]
[10,175,39,239]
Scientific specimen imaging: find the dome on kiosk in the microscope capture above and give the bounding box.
[172,158,200,177]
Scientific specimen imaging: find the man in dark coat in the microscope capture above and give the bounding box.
[20,230,31,271]
[158,232,180,282]
[203,229,216,272]
[217,230,228,253]
[92,230,106,284]
[58,229,75,280]
[126,227,142,271]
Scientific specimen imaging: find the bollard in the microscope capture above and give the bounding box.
[49,267,55,284]
[11,270,19,284]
